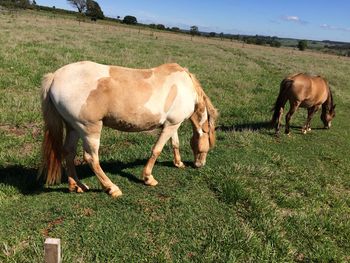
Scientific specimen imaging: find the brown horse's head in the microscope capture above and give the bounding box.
[190,97,218,168]
[321,104,336,129]
[321,87,336,129]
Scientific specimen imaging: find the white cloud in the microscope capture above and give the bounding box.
[285,16,300,22]
[321,24,350,32]
[281,15,308,25]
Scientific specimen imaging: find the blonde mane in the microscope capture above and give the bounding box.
[187,71,218,147]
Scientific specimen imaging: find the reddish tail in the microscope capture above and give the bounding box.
[38,73,64,185]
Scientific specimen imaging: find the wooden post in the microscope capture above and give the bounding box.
[44,238,61,263]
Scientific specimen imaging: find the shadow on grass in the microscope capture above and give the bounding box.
[0,159,160,195]
[217,121,271,132]
[290,125,325,131]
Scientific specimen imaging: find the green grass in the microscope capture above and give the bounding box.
[1,9,350,262]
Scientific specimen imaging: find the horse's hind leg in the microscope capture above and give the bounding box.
[275,107,284,134]
[171,130,185,168]
[143,123,181,186]
[82,123,122,197]
[285,101,300,134]
[64,127,89,193]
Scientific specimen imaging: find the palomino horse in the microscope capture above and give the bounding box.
[39,61,218,197]
[271,73,335,134]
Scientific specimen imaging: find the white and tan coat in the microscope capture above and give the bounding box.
[40,61,217,197]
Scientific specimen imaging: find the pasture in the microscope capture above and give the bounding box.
[1,9,350,262]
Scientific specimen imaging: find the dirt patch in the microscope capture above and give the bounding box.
[42,217,64,237]
[0,123,41,138]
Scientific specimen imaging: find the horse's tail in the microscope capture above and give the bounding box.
[38,73,64,185]
[271,78,293,126]
[187,71,218,148]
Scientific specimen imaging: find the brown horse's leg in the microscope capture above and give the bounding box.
[64,127,89,193]
[285,101,300,134]
[143,123,181,186]
[171,130,185,168]
[302,106,320,134]
[82,123,122,197]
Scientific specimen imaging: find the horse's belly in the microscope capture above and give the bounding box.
[102,113,162,132]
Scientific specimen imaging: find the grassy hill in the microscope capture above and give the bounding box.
[0,9,350,262]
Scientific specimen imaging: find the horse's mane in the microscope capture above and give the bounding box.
[187,71,218,147]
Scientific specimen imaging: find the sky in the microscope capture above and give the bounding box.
[36,0,350,42]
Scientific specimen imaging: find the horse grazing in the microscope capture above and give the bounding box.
[39,61,218,197]
[271,73,335,134]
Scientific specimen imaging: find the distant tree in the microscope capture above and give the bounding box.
[156,24,165,30]
[85,0,104,19]
[32,0,36,5]
[0,0,31,8]
[219,32,224,40]
[171,27,180,32]
[270,40,281,48]
[67,0,86,13]
[122,15,137,25]
[298,40,308,51]
[209,32,216,37]
[190,25,199,36]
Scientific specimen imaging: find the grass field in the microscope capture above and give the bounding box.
[0,9,350,262]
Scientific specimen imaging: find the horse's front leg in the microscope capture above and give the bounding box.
[143,123,181,186]
[171,130,185,168]
[302,106,319,134]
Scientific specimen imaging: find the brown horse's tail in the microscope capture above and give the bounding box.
[271,78,293,126]
[38,73,64,185]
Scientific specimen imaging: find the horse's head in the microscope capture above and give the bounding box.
[321,104,336,129]
[321,87,336,129]
[190,98,217,168]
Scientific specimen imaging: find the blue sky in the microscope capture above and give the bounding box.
[36,0,350,42]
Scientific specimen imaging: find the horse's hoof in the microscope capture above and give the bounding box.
[69,183,89,193]
[307,127,311,132]
[174,161,185,168]
[302,129,307,134]
[110,189,122,198]
[107,185,122,198]
[144,175,158,186]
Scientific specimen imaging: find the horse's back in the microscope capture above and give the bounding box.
[286,73,328,107]
[48,61,197,132]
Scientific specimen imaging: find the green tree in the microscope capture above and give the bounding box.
[156,24,165,30]
[209,32,216,37]
[86,0,104,19]
[67,0,86,13]
[190,25,199,36]
[0,0,31,8]
[122,15,137,25]
[298,40,308,51]
[270,40,281,48]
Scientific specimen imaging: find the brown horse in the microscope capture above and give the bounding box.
[271,73,335,134]
[39,61,218,197]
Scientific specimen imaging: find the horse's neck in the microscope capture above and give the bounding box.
[191,102,208,132]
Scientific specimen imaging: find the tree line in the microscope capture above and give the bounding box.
[0,0,325,52]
